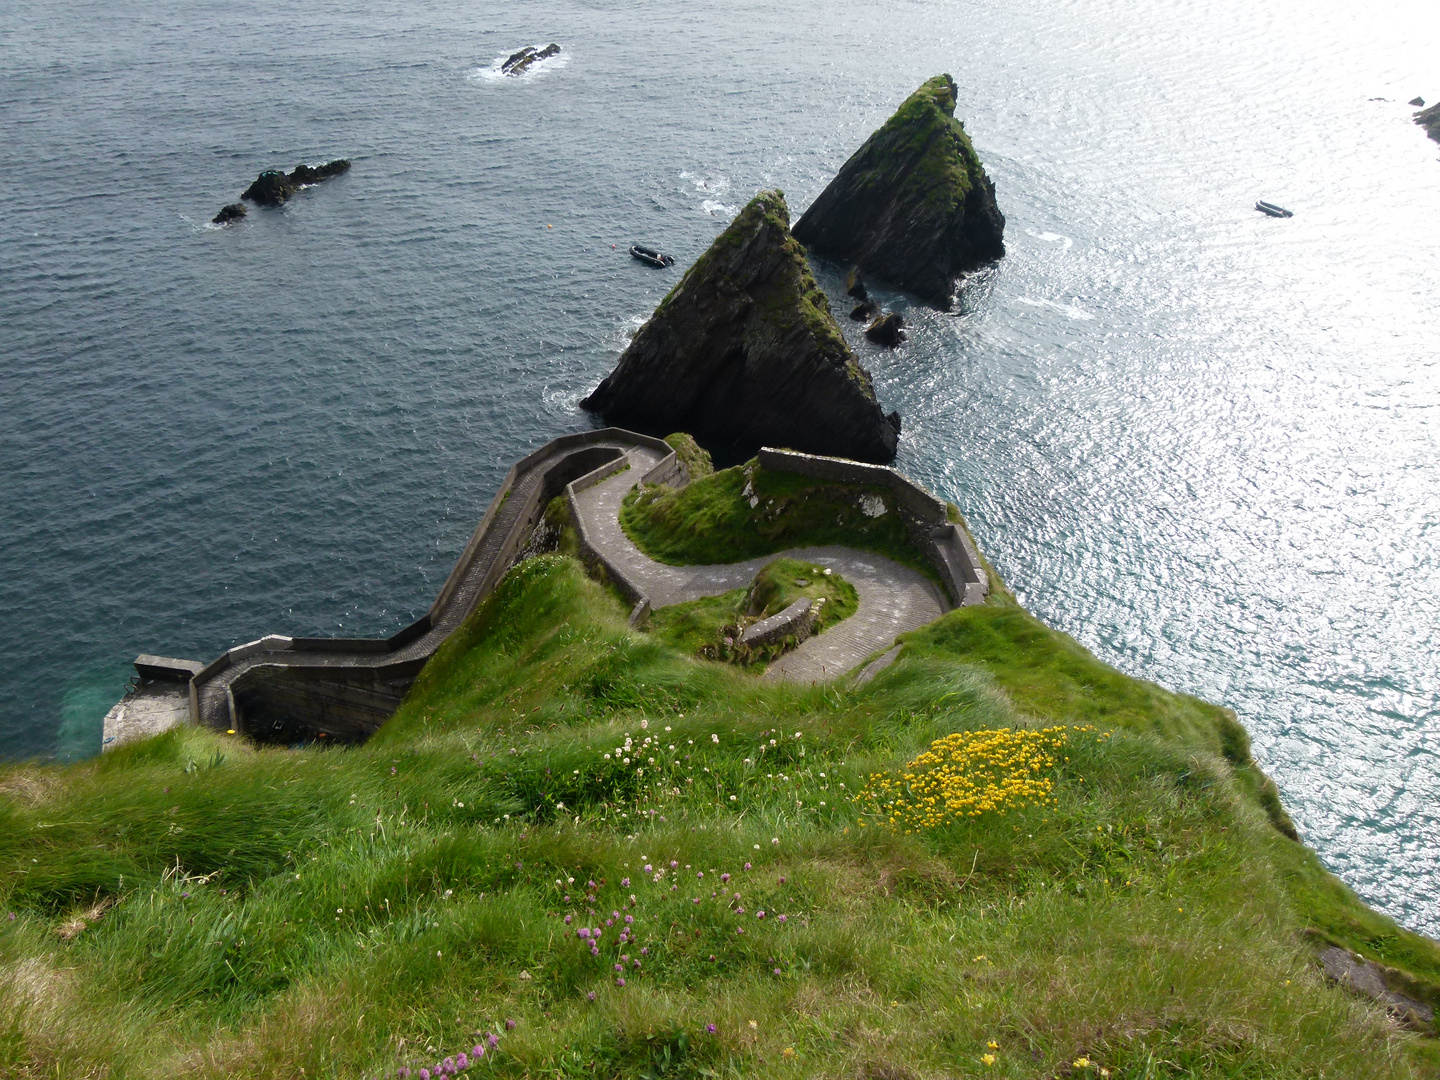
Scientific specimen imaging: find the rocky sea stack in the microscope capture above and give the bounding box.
[241,159,351,207]
[1416,102,1440,145]
[793,74,1005,309]
[582,190,900,463]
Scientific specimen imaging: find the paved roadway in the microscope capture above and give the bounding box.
[572,447,947,684]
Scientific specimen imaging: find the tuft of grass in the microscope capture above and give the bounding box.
[621,460,935,583]
[664,432,714,480]
[0,554,1437,1078]
[646,557,859,661]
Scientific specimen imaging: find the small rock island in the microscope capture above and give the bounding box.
[582,190,901,463]
[793,74,1005,309]
[241,159,352,207]
[503,43,561,76]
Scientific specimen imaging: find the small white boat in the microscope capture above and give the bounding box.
[1255,201,1294,218]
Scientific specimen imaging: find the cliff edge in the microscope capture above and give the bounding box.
[582,190,900,463]
[793,74,1005,309]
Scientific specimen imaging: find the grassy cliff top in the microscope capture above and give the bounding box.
[619,459,936,582]
[2,551,1439,1074]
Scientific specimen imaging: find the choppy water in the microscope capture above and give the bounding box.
[2,0,1437,934]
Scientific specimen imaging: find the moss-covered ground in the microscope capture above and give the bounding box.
[620,460,938,585]
[2,552,1439,1078]
[847,74,985,218]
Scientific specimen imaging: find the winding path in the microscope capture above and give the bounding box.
[572,446,947,683]
[109,429,965,750]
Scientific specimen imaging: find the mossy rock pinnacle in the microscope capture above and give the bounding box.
[582,190,900,463]
[793,75,1005,309]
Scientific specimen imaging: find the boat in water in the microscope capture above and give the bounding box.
[629,244,676,267]
[1255,200,1294,218]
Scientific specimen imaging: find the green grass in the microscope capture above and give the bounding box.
[646,557,860,661]
[620,460,938,585]
[663,433,714,481]
[849,74,986,218]
[1,555,1438,1078]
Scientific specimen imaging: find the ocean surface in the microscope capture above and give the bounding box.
[1,0,1437,934]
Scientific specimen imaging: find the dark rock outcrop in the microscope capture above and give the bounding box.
[503,44,560,76]
[212,202,247,226]
[582,190,900,463]
[241,159,351,207]
[849,299,879,322]
[1409,96,1426,107]
[1317,946,1435,1032]
[844,267,867,300]
[793,74,1004,310]
[864,312,905,347]
[1416,103,1440,145]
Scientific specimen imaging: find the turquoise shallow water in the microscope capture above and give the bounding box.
[1,0,1437,934]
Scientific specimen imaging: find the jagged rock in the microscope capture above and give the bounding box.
[793,74,1005,310]
[1409,96,1426,107]
[503,43,560,76]
[1317,946,1435,1032]
[844,267,867,300]
[582,190,900,463]
[241,159,351,207]
[864,312,905,347]
[212,203,247,225]
[849,299,879,322]
[1416,103,1440,145]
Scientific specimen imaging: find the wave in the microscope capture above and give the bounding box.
[1015,295,1095,320]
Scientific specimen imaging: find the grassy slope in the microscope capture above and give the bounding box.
[1,555,1438,1078]
[620,461,938,585]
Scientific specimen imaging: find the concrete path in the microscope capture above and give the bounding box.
[572,448,947,684]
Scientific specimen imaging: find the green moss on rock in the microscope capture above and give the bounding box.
[794,74,1005,309]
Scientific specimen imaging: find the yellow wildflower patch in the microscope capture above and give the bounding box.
[854,726,1094,833]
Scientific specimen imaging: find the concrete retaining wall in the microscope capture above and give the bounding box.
[116,429,986,752]
[161,428,671,748]
[567,444,682,625]
[756,447,988,607]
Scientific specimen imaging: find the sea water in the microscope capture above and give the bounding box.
[1,0,1436,934]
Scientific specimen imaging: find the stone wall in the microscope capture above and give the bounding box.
[115,429,672,750]
[756,447,988,607]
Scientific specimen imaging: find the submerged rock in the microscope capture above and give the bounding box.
[503,43,560,76]
[793,74,1004,310]
[211,202,247,225]
[582,190,900,463]
[241,159,351,207]
[864,311,905,347]
[1416,103,1440,145]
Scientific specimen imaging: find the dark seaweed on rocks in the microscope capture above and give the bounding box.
[241,159,351,207]
[793,74,1004,310]
[582,190,900,463]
